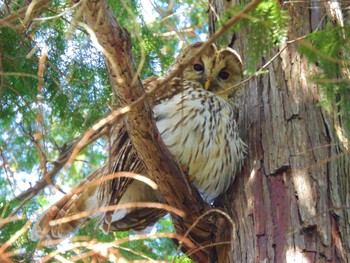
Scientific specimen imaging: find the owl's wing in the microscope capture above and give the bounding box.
[99,124,166,233]
[108,206,166,232]
[31,120,164,241]
[31,167,107,240]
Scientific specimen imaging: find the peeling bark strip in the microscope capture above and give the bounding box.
[269,175,289,261]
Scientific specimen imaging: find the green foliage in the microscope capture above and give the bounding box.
[108,0,172,77]
[0,8,110,186]
[2,0,348,261]
[1,0,197,261]
[0,27,37,120]
[108,0,209,78]
[0,199,41,261]
[299,25,350,131]
[247,2,288,69]
[218,0,288,74]
[0,4,112,261]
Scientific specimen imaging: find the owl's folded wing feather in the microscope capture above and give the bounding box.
[31,123,163,241]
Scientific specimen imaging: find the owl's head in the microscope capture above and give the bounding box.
[170,42,243,99]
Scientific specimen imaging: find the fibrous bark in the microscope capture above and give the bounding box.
[210,0,350,262]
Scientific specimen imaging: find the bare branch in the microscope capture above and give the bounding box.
[0,0,50,30]
[15,126,107,201]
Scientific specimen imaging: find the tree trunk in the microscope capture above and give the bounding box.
[210,1,350,262]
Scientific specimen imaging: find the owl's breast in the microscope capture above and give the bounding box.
[153,87,246,202]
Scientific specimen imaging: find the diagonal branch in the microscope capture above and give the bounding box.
[81,1,210,261]
[81,0,262,261]
[15,126,108,201]
[0,0,51,30]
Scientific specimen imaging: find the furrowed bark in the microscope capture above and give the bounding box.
[209,0,350,262]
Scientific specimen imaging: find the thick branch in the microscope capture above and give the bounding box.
[81,0,262,260]
[82,0,211,260]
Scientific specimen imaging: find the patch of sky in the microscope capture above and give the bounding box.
[140,0,159,23]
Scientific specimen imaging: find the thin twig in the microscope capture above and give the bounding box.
[48,202,185,226]
[40,233,194,262]
[175,208,235,258]
[0,0,50,28]
[0,217,32,254]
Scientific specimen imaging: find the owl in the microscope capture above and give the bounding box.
[31,42,247,241]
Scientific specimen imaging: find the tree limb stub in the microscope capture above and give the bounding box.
[82,0,211,260]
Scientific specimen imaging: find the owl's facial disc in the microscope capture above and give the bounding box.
[206,49,242,98]
[176,42,243,97]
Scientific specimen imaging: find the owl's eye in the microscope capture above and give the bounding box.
[219,71,230,80]
[194,64,204,72]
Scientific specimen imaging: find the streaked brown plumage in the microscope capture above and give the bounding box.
[31,42,246,241]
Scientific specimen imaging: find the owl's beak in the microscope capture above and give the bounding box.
[204,78,211,90]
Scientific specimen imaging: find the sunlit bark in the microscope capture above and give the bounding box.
[209,1,350,262]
